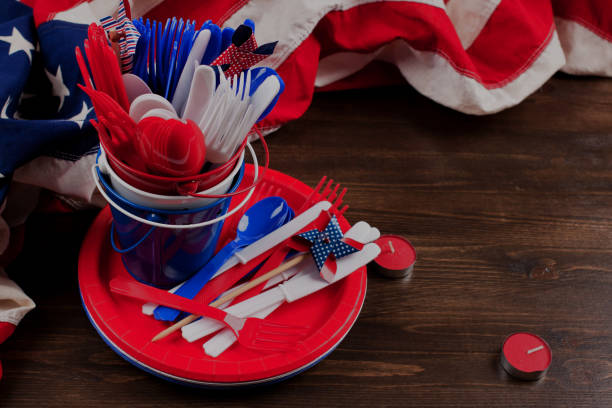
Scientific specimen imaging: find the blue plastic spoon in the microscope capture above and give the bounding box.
[154,196,293,321]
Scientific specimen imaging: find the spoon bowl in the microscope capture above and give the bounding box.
[130,93,179,123]
[123,73,153,104]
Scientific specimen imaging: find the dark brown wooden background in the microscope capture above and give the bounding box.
[2,75,612,407]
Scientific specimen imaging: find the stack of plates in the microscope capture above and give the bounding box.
[78,166,367,387]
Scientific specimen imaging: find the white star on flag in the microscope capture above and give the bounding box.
[0,26,35,63]
[67,101,93,129]
[1,97,12,119]
[1,96,23,120]
[45,65,70,112]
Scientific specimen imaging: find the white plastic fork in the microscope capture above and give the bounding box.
[204,70,252,163]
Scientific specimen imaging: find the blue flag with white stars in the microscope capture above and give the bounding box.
[0,0,98,202]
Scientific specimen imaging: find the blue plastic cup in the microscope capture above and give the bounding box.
[94,159,245,289]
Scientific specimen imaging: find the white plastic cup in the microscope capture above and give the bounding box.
[98,147,245,210]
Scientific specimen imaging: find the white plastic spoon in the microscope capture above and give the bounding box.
[122,73,152,104]
[129,93,178,123]
[140,107,179,121]
[182,64,216,123]
[172,29,212,115]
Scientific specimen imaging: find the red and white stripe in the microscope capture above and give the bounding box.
[141,0,612,126]
[100,0,139,72]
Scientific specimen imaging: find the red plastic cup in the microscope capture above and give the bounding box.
[101,136,248,196]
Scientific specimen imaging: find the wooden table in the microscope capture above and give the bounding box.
[2,76,612,407]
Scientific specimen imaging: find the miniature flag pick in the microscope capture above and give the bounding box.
[211,24,277,77]
[297,215,362,282]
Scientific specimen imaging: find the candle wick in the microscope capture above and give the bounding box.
[527,345,544,354]
[388,241,395,254]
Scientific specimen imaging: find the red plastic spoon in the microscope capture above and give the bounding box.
[137,117,206,177]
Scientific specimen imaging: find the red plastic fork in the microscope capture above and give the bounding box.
[110,277,308,352]
[79,85,147,171]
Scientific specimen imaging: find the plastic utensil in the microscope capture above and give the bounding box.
[171,29,211,114]
[169,21,197,101]
[249,74,282,124]
[110,277,308,352]
[163,40,179,99]
[187,240,381,354]
[220,27,234,53]
[201,23,222,65]
[219,182,278,248]
[233,242,380,314]
[182,64,216,122]
[137,117,206,177]
[129,93,178,122]
[183,219,371,343]
[203,70,280,164]
[151,252,307,342]
[79,85,147,171]
[201,70,253,163]
[191,222,380,356]
[153,196,293,321]
[74,46,94,90]
[123,73,152,104]
[84,23,130,111]
[249,68,285,122]
[131,33,148,81]
[140,107,178,121]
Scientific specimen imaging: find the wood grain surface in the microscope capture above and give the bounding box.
[2,75,612,407]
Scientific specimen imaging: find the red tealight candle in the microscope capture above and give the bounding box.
[500,332,552,380]
[372,235,416,278]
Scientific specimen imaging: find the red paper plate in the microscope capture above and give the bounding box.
[78,165,367,385]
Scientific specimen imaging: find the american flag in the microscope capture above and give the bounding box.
[0,0,611,379]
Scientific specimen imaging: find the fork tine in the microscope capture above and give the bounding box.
[300,176,327,210]
[338,204,349,216]
[319,178,334,200]
[331,187,347,210]
[234,315,309,354]
[327,191,337,205]
[335,187,347,205]
[312,176,327,195]
[330,183,340,198]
